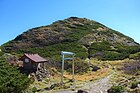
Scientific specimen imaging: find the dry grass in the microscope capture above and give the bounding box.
[64,68,111,81]
[31,80,47,90]
[63,58,114,81]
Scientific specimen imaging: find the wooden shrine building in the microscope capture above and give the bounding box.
[19,54,47,72]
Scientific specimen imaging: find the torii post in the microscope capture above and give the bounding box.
[61,51,75,83]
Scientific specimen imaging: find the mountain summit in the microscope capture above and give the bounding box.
[2,17,140,60]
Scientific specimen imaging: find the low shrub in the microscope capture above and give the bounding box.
[32,87,37,93]
[131,80,139,89]
[0,58,31,93]
[107,85,125,93]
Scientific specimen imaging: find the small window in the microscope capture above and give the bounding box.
[25,58,29,63]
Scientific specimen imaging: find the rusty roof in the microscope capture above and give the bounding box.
[24,53,47,63]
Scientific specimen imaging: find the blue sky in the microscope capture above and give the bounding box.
[0,0,140,45]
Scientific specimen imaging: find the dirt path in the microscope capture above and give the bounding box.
[83,73,113,93]
[53,72,114,93]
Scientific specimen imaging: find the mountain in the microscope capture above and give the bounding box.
[2,17,140,60]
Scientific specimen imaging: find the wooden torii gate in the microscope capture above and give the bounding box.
[61,51,75,83]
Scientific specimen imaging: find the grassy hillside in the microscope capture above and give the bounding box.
[1,17,140,61]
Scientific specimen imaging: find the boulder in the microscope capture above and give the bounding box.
[91,65,100,71]
[77,90,88,93]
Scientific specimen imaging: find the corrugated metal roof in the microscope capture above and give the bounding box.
[24,54,47,63]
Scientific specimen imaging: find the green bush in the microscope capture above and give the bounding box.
[0,58,31,93]
[15,42,87,61]
[107,85,125,93]
[0,52,4,56]
[32,87,37,93]
[131,80,139,89]
[89,41,140,60]
[90,41,111,51]
[129,52,140,59]
[103,51,128,60]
